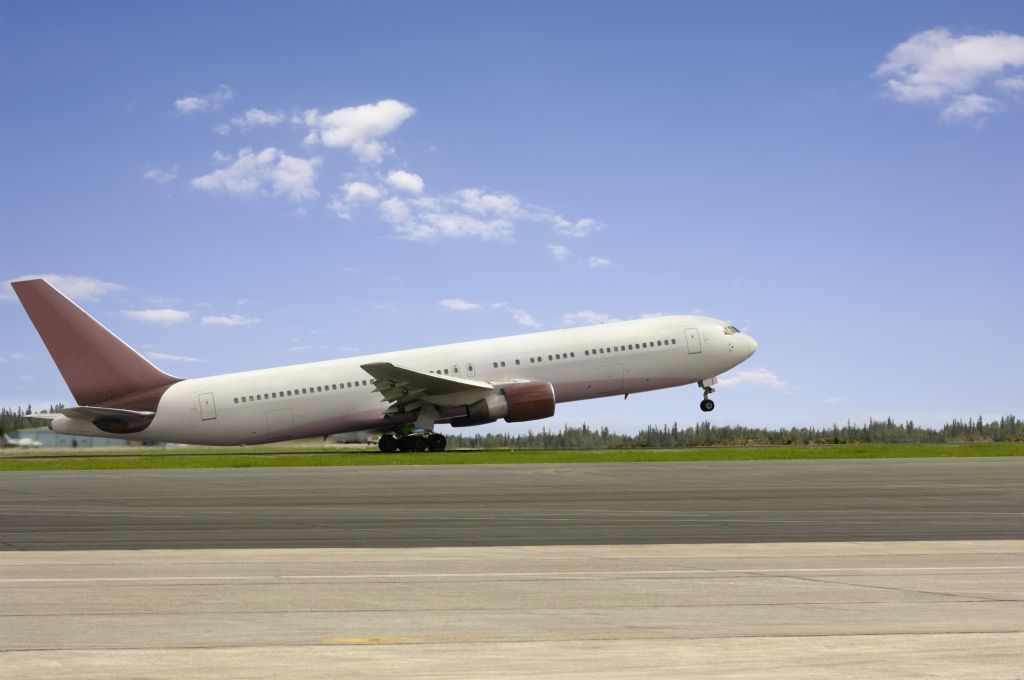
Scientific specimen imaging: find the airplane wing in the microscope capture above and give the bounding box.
[361,362,495,423]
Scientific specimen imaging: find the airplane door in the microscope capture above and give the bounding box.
[198,393,217,420]
[685,327,702,354]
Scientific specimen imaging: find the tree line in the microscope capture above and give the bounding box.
[0,405,65,435]
[445,416,1024,449]
[3,405,1022,448]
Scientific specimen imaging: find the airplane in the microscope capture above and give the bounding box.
[2,433,43,448]
[12,278,757,452]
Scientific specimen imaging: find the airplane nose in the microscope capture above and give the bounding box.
[744,334,758,357]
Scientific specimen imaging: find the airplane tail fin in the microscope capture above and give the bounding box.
[11,279,180,409]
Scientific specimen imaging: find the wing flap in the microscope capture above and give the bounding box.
[361,362,495,415]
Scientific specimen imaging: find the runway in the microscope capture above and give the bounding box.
[2,458,1022,678]
[2,457,1023,550]
[2,541,1022,678]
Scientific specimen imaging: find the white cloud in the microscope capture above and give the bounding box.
[941,94,1003,123]
[438,298,481,311]
[328,181,385,219]
[588,256,611,267]
[876,27,1024,122]
[201,314,261,326]
[997,75,1024,92]
[299,99,415,163]
[143,166,177,184]
[512,310,541,328]
[0,352,27,364]
[718,368,788,391]
[174,84,233,114]
[122,308,191,325]
[555,217,604,238]
[822,396,844,404]
[386,170,425,194]
[345,181,383,202]
[2,274,124,302]
[547,244,570,261]
[563,310,618,326]
[191,147,321,201]
[373,187,579,241]
[148,352,204,363]
[220,108,286,133]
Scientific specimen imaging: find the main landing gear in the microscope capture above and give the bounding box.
[698,377,717,412]
[378,432,447,453]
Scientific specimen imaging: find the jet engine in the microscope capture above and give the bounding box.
[450,382,556,427]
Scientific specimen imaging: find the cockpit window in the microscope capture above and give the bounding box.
[724,325,740,335]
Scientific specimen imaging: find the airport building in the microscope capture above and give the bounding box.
[6,427,132,448]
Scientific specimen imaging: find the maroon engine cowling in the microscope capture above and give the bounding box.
[452,382,556,427]
[502,382,556,422]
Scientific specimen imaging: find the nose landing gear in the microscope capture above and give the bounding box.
[698,377,717,412]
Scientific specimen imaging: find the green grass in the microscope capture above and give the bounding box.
[1,442,1022,471]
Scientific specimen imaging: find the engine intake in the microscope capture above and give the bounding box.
[455,382,556,426]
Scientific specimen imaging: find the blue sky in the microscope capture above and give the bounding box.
[2,1,1022,431]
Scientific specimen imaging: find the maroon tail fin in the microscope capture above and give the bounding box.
[11,279,181,408]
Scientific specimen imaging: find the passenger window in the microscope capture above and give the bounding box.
[235,397,240,403]
[264,394,269,399]
[538,356,543,362]
[444,369,449,374]
[493,362,498,368]
[585,350,590,356]
[548,355,553,361]
[249,395,254,401]
[613,347,618,352]
[362,380,367,385]
[515,359,520,365]
[530,357,535,363]
[620,346,625,351]
[570,352,575,357]
[501,361,506,367]
[671,339,677,344]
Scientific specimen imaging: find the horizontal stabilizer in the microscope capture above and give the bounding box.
[60,406,156,435]
[61,406,155,420]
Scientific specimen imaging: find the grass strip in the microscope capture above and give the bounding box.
[1,443,1022,471]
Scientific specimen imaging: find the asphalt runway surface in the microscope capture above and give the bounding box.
[2,457,1022,550]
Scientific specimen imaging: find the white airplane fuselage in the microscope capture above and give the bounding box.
[48,315,756,445]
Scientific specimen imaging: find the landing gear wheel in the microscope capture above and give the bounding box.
[427,433,447,452]
[700,399,715,412]
[413,436,428,452]
[378,435,398,453]
[398,435,416,452]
